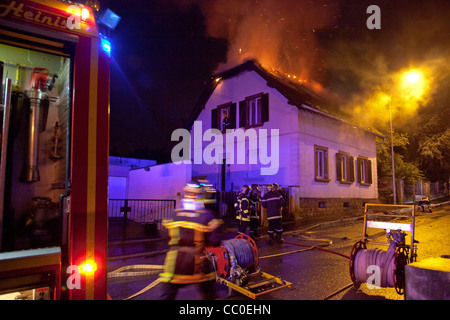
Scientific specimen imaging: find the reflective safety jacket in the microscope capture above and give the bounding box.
[248,192,261,219]
[261,190,285,220]
[160,208,223,284]
[234,192,250,222]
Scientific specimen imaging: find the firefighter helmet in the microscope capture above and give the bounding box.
[183,180,216,203]
[241,184,251,194]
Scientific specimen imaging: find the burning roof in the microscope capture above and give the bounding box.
[190,59,384,139]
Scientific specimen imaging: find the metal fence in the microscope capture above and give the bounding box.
[108,199,176,224]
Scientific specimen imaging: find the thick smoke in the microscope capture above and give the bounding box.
[173,0,450,131]
[196,0,339,83]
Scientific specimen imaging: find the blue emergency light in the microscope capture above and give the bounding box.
[101,37,111,56]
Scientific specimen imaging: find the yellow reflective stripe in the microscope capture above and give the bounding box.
[163,219,223,232]
[160,272,216,284]
[86,36,99,301]
[162,249,178,279]
[168,225,180,246]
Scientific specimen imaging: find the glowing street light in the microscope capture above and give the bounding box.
[404,70,420,84]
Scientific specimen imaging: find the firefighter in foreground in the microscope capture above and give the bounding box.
[262,183,285,245]
[159,180,224,300]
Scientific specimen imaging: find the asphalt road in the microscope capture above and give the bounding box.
[107,204,450,300]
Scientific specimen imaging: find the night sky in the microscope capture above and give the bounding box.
[101,0,450,163]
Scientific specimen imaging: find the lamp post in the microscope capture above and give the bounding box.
[388,89,397,204]
[389,69,424,205]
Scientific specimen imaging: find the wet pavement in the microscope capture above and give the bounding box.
[107,201,450,301]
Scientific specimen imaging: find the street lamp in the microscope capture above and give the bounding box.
[389,69,424,204]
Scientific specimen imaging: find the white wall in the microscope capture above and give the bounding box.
[191,70,300,190]
[298,109,378,199]
[127,162,191,204]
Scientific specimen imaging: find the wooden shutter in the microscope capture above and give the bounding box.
[229,103,237,129]
[239,100,247,127]
[336,153,342,181]
[314,148,318,179]
[211,108,218,129]
[349,156,355,182]
[261,93,269,123]
[367,160,373,184]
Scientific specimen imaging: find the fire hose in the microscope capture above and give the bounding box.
[349,230,410,295]
[109,230,410,299]
[108,233,350,300]
[205,234,259,286]
[108,235,260,300]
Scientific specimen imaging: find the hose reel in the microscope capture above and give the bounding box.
[349,231,409,294]
[205,234,259,286]
[349,203,418,295]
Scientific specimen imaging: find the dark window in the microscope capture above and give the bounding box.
[211,102,236,132]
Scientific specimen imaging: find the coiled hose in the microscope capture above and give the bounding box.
[222,238,255,270]
[353,245,396,287]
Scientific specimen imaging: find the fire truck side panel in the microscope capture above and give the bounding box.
[69,35,109,300]
[0,0,110,300]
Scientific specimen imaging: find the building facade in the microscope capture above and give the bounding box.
[186,60,384,219]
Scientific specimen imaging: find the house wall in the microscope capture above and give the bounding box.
[298,109,378,198]
[127,162,191,205]
[189,69,380,219]
[296,109,378,218]
[191,70,300,191]
[108,156,157,200]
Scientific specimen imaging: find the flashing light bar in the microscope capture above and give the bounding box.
[81,8,90,21]
[101,37,111,56]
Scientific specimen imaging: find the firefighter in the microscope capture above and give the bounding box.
[159,180,224,300]
[261,183,285,245]
[249,185,262,240]
[234,185,251,235]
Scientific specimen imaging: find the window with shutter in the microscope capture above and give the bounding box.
[357,156,372,185]
[238,92,269,128]
[215,102,236,132]
[314,145,330,182]
[336,151,354,184]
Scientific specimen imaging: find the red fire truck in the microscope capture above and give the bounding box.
[0,0,118,299]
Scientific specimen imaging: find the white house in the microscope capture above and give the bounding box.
[180,60,384,219]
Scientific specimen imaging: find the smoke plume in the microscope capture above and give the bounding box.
[196,0,339,84]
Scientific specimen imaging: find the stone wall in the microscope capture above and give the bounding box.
[295,197,378,219]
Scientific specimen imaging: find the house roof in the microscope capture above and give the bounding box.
[189,59,385,139]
